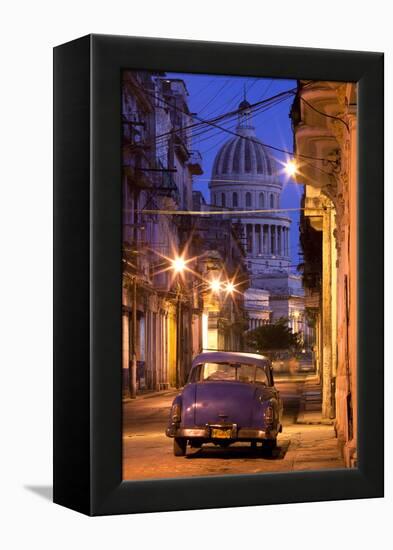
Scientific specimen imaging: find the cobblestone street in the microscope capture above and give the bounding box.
[122,374,345,480]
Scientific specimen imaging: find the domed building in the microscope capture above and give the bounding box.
[209,100,305,335]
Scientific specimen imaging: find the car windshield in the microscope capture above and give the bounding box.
[201,362,268,384]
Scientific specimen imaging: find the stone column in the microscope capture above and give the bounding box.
[281,227,284,256]
[322,208,333,419]
[259,223,263,254]
[267,225,271,254]
[252,224,256,256]
[287,226,290,256]
[272,225,276,255]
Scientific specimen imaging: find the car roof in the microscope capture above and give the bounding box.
[192,350,270,370]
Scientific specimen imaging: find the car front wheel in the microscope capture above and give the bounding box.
[173,438,187,456]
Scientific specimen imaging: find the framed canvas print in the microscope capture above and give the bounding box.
[53,34,384,516]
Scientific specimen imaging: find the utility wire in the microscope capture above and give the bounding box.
[152,86,298,145]
[186,96,290,150]
[195,83,288,155]
[299,95,350,132]
[130,207,330,216]
[197,77,257,120]
[197,78,232,115]
[136,82,334,164]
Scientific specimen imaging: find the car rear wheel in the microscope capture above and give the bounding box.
[262,438,277,453]
[173,438,187,456]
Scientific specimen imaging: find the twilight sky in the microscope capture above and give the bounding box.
[167,72,304,268]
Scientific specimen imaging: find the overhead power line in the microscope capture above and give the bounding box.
[130,207,330,216]
[152,86,298,145]
[135,81,335,165]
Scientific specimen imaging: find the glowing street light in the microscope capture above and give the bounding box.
[225,281,235,294]
[209,279,222,293]
[171,256,186,274]
[284,159,298,177]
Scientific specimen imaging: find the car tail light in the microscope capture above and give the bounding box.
[171,403,181,422]
[264,405,274,425]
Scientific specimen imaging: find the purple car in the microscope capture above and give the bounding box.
[166,350,283,456]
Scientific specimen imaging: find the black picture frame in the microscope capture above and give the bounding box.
[53,34,384,516]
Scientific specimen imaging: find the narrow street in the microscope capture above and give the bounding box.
[122,373,344,480]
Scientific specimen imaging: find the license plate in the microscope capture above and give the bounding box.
[211,428,232,439]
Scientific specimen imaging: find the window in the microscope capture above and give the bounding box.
[221,193,226,207]
[246,192,252,207]
[259,192,265,208]
[232,192,238,207]
[201,363,268,385]
[188,365,201,383]
[270,194,274,208]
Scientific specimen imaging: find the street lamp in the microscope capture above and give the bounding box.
[224,281,235,294]
[284,159,298,177]
[169,254,188,389]
[171,255,186,274]
[209,278,222,293]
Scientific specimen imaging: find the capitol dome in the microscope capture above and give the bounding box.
[211,99,279,184]
[209,96,291,272]
[207,94,298,332]
[212,133,277,178]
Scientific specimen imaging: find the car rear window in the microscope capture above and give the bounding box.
[201,362,268,384]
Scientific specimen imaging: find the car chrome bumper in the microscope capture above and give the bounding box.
[166,424,277,440]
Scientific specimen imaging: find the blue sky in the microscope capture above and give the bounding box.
[167,72,304,268]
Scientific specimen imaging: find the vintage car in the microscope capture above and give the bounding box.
[166,350,283,456]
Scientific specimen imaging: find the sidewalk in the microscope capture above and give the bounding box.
[296,374,333,425]
[286,373,344,471]
[123,388,179,403]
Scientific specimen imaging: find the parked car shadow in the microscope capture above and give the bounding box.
[185,440,290,460]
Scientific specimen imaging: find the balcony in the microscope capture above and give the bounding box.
[188,150,203,175]
[151,159,180,204]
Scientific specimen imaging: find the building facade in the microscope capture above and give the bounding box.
[292,80,358,466]
[122,71,203,394]
[192,191,249,352]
